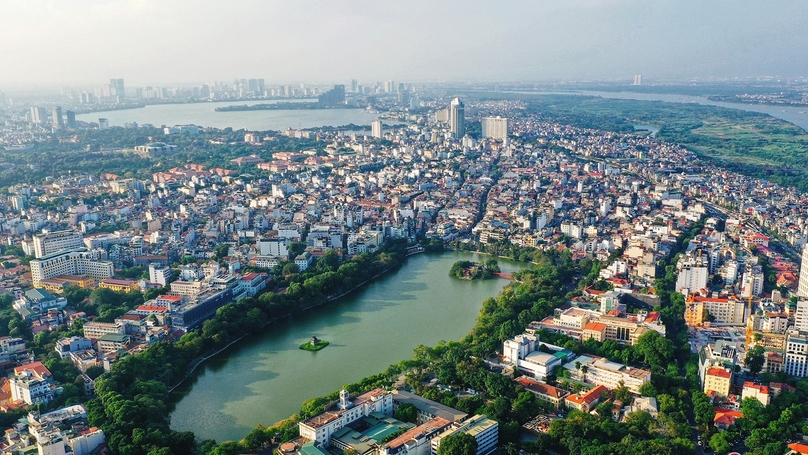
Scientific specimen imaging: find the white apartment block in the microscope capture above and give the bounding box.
[795,301,808,332]
[33,230,84,258]
[10,372,52,405]
[741,270,764,298]
[82,322,124,339]
[785,332,808,377]
[30,249,113,288]
[255,255,282,269]
[258,238,289,257]
[481,117,508,141]
[676,265,708,294]
[170,280,204,297]
[149,263,172,286]
[698,297,747,324]
[799,244,808,298]
[566,355,651,394]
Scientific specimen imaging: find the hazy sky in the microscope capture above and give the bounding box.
[1,0,807,87]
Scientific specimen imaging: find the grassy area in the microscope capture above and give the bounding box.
[470,92,808,191]
[299,340,329,352]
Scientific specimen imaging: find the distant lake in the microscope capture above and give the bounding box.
[76,99,380,130]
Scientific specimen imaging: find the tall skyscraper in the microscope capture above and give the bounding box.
[449,97,465,137]
[30,106,46,124]
[318,85,345,106]
[799,244,808,297]
[52,106,64,129]
[65,110,77,128]
[481,116,508,140]
[80,92,95,104]
[351,79,358,92]
[371,120,383,138]
[633,75,643,86]
[110,78,125,98]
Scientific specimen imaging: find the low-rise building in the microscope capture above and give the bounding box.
[565,356,651,394]
[391,390,468,424]
[742,382,769,406]
[430,415,498,455]
[380,417,452,455]
[83,321,124,339]
[516,377,569,409]
[703,367,732,398]
[97,333,132,353]
[98,279,139,292]
[564,385,608,413]
[55,337,93,359]
[299,389,393,447]
[502,334,563,380]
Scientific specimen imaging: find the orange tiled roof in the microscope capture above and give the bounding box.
[706,367,731,379]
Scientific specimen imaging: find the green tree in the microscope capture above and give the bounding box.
[744,345,765,377]
[709,432,731,455]
[393,403,418,423]
[215,243,230,259]
[282,262,300,276]
[437,432,477,455]
[288,242,307,258]
[634,331,675,369]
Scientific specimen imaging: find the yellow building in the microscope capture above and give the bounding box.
[582,322,607,342]
[98,279,139,293]
[704,367,732,397]
[56,275,96,288]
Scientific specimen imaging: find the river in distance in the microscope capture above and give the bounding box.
[75,98,380,131]
[169,251,531,443]
[510,89,808,132]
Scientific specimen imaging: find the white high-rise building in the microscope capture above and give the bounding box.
[371,119,383,139]
[795,300,808,332]
[799,244,808,298]
[675,265,709,294]
[33,230,84,258]
[30,249,113,287]
[481,116,508,140]
[785,332,808,377]
[149,263,172,286]
[449,97,465,138]
[52,106,64,129]
[30,106,46,124]
[633,75,643,86]
[741,270,764,298]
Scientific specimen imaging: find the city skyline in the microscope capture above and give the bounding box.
[2,0,808,87]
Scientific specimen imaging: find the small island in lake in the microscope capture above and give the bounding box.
[449,259,500,280]
[300,336,329,351]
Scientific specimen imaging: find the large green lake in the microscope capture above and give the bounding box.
[169,251,530,443]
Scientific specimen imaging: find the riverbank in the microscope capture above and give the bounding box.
[215,102,362,112]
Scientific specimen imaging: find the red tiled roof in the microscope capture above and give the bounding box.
[517,377,566,399]
[743,382,769,394]
[789,442,808,454]
[584,322,607,332]
[14,361,51,379]
[137,305,167,312]
[707,368,731,379]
